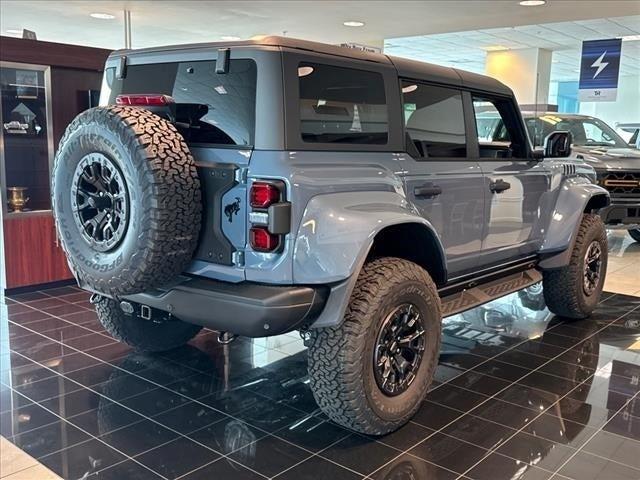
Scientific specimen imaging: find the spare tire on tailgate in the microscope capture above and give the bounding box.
[52,105,202,296]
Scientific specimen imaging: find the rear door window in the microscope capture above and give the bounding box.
[298,62,388,144]
[106,59,257,146]
[401,82,466,158]
[472,97,527,158]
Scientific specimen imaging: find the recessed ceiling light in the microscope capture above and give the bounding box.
[483,45,509,51]
[343,20,365,27]
[519,0,546,6]
[251,34,268,40]
[221,35,241,41]
[5,29,22,34]
[90,12,115,20]
[621,34,640,42]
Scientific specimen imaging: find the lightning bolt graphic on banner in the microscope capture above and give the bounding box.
[591,51,609,79]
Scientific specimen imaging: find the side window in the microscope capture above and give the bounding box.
[401,81,466,158]
[473,97,527,158]
[298,62,388,144]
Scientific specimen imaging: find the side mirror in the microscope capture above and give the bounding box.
[544,131,572,158]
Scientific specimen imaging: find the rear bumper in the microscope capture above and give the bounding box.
[122,276,328,337]
[599,198,640,226]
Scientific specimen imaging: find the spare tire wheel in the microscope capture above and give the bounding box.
[52,105,201,296]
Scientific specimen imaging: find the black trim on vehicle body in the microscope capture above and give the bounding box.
[123,276,329,337]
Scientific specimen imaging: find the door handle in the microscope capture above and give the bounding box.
[414,184,442,199]
[489,179,511,194]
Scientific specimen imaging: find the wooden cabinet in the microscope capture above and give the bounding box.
[3,212,73,288]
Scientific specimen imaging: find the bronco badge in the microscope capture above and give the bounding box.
[224,197,241,223]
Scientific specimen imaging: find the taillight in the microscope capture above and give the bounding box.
[115,94,174,106]
[250,182,280,209]
[250,227,279,252]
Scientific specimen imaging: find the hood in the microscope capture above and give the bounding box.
[572,145,640,171]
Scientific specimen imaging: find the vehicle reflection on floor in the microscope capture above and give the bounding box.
[1,285,639,480]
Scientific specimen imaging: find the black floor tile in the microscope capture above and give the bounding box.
[605,410,640,441]
[581,431,640,470]
[151,401,227,435]
[68,401,145,436]
[275,454,362,480]
[522,413,598,448]
[39,438,126,479]
[234,397,308,433]
[320,433,400,476]
[557,450,640,480]
[181,457,266,480]
[13,374,85,403]
[98,419,179,456]
[471,397,539,429]
[40,387,104,417]
[370,454,458,480]
[89,460,165,479]
[408,432,489,474]
[188,417,267,455]
[375,421,434,451]
[450,371,512,396]
[412,401,464,430]
[496,431,577,471]
[0,402,59,437]
[472,359,533,382]
[274,413,351,452]
[9,419,92,459]
[121,386,190,417]
[466,452,554,480]
[425,384,490,412]
[229,434,310,478]
[441,414,517,450]
[135,436,220,479]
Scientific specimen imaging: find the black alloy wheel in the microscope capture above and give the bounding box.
[71,153,129,252]
[373,303,426,396]
[583,240,603,297]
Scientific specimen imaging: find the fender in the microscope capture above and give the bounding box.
[292,191,446,328]
[538,176,609,269]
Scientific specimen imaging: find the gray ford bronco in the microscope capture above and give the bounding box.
[52,36,610,435]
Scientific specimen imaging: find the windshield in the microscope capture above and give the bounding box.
[525,115,628,148]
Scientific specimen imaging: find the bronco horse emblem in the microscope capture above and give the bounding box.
[224,197,241,223]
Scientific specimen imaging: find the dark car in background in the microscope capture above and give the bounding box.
[523,113,640,242]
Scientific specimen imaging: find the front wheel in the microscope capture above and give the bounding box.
[628,229,640,243]
[543,214,608,319]
[95,297,202,352]
[307,257,441,435]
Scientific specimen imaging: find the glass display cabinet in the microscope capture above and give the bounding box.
[0,61,54,215]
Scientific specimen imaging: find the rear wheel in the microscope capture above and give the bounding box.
[95,297,202,352]
[543,214,607,319]
[628,229,640,243]
[307,257,441,435]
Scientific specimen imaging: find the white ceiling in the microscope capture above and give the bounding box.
[384,16,640,82]
[1,0,639,51]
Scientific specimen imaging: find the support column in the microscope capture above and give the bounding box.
[485,48,552,109]
[123,10,132,49]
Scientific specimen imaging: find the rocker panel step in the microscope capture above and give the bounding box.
[440,268,542,318]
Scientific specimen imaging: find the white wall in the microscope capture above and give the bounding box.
[579,75,640,128]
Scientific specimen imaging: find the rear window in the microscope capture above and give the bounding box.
[298,62,388,144]
[106,59,256,146]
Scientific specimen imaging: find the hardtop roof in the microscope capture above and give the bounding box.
[110,35,511,96]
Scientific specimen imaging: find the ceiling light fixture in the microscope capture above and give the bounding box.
[519,0,546,6]
[90,12,115,19]
[5,29,22,34]
[298,66,314,77]
[483,45,509,51]
[221,35,241,41]
[621,35,640,42]
[343,20,365,27]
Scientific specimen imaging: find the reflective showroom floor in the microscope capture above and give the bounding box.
[1,232,639,480]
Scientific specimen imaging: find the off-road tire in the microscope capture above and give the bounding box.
[542,214,607,319]
[307,257,441,435]
[52,106,201,297]
[628,229,640,243]
[95,297,202,352]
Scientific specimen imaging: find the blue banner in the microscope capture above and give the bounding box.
[578,38,622,102]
